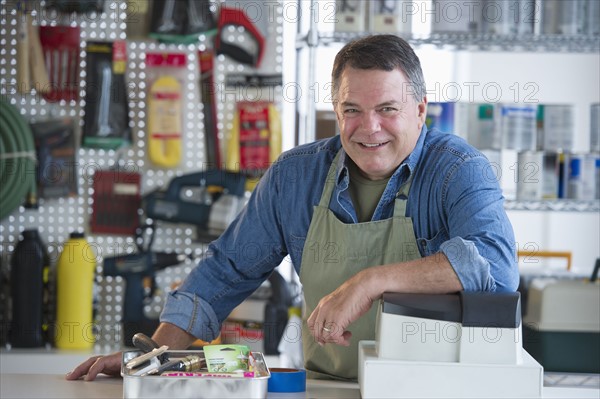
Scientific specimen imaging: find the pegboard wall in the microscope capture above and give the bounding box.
[0,0,284,351]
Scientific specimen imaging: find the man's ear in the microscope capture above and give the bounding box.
[417,97,428,128]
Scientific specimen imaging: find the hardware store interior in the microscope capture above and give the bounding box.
[0,1,599,398]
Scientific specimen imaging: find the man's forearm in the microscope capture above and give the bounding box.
[152,322,198,349]
[366,252,463,298]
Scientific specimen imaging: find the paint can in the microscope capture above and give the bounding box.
[540,104,575,152]
[517,151,544,201]
[482,0,535,35]
[564,153,597,200]
[499,104,537,151]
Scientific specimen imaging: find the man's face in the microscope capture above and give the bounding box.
[334,67,427,181]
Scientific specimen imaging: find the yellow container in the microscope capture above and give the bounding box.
[55,232,96,349]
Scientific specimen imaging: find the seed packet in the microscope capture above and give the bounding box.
[204,344,250,373]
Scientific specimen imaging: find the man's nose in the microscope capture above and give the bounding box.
[360,111,381,133]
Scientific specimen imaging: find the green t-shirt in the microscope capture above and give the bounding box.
[347,159,390,223]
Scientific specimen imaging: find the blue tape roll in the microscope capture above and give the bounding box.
[268,368,306,392]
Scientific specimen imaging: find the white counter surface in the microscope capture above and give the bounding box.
[1,350,598,398]
[1,373,599,399]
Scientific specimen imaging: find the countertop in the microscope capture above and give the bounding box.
[1,350,599,398]
[1,373,600,399]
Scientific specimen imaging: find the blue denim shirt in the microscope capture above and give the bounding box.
[161,126,519,341]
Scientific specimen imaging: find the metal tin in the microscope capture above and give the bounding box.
[541,153,561,200]
[540,105,575,152]
[563,153,597,200]
[541,0,587,35]
[591,103,600,153]
[499,104,537,151]
[517,151,544,201]
[122,350,270,399]
[431,0,483,33]
[482,0,535,35]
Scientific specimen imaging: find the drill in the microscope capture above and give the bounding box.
[103,252,186,346]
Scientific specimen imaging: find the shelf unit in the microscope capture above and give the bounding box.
[294,0,600,213]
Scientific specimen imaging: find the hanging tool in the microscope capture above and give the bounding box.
[147,75,183,167]
[216,2,266,67]
[143,170,247,238]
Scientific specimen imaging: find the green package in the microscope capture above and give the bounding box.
[204,344,250,373]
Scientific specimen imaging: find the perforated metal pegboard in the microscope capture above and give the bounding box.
[0,0,284,351]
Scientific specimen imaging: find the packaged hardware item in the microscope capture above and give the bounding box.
[39,26,80,102]
[90,169,141,235]
[82,41,131,149]
[226,101,281,177]
[216,1,267,67]
[149,0,216,44]
[204,344,251,373]
[30,118,77,199]
[145,52,187,168]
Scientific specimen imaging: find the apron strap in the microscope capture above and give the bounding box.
[394,171,414,217]
[318,150,343,207]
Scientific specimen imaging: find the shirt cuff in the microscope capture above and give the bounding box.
[439,237,497,292]
[159,290,221,341]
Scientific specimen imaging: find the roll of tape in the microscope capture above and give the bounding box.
[268,368,306,392]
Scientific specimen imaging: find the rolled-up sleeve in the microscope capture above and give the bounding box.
[160,290,221,341]
[440,155,519,292]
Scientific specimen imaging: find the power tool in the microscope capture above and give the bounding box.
[143,169,247,241]
[103,250,187,347]
[104,170,247,346]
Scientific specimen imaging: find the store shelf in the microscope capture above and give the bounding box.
[505,199,600,212]
[304,32,600,53]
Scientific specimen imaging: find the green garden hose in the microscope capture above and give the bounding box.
[0,99,37,220]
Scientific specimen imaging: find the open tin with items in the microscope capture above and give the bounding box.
[121,346,271,399]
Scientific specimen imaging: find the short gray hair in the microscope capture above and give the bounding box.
[331,34,426,103]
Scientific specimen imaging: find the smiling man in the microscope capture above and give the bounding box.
[67,35,518,382]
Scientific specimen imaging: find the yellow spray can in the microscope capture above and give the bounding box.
[55,232,96,349]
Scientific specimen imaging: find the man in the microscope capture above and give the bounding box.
[67,34,518,381]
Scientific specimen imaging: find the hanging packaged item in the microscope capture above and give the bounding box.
[226,101,281,178]
[55,232,96,349]
[145,52,187,168]
[149,0,217,44]
[39,26,80,102]
[30,118,77,199]
[199,50,221,168]
[90,169,141,235]
[335,0,367,32]
[45,0,106,13]
[82,41,131,149]
[216,1,267,67]
[10,229,49,348]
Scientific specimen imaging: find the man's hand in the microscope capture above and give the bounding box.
[307,268,377,346]
[65,352,122,381]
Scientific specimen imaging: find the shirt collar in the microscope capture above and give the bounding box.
[335,124,429,185]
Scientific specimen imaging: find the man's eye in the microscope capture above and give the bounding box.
[343,109,358,114]
[380,107,397,113]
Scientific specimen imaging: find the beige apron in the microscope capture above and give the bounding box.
[300,150,422,380]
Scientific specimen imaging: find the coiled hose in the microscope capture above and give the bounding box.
[0,99,36,220]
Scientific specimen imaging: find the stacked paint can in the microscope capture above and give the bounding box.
[452,102,599,201]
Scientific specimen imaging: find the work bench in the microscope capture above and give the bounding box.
[1,350,599,398]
